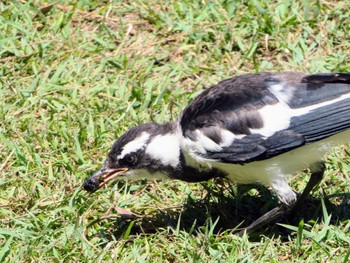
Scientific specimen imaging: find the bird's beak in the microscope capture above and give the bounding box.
[82,166,129,193]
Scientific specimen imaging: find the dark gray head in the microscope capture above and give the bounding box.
[82,122,180,192]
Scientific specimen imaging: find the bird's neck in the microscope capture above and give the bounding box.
[147,122,227,182]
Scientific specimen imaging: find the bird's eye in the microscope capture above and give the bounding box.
[120,154,138,166]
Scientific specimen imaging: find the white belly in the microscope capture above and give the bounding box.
[212,129,350,185]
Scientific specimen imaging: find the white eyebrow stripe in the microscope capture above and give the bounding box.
[118,132,150,159]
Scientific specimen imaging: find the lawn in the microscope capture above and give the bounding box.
[1,0,350,262]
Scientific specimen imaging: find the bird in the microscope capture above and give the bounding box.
[82,72,350,234]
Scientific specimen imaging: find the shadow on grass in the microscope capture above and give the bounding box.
[91,180,350,243]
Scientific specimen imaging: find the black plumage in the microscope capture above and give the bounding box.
[180,72,350,163]
[83,72,350,234]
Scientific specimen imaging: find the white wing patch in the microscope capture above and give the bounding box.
[118,132,150,159]
[268,83,295,104]
[181,86,350,159]
[195,130,223,151]
[250,103,292,137]
[293,92,350,116]
[251,90,350,137]
[220,130,244,147]
[146,133,181,167]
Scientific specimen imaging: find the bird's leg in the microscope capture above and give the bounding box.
[289,162,325,215]
[237,203,289,235]
[238,162,325,236]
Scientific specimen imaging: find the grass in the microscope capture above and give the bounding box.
[1,0,350,262]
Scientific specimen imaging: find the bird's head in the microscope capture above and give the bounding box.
[82,122,181,193]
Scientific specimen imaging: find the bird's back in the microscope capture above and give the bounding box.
[179,72,350,166]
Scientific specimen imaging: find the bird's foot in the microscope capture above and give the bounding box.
[236,204,289,236]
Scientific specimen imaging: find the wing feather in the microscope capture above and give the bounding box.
[180,73,350,163]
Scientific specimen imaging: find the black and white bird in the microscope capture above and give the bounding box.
[83,72,350,234]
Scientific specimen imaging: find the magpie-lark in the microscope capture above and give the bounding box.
[83,72,350,234]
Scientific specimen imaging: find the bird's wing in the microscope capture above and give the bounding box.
[180,72,350,163]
